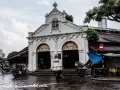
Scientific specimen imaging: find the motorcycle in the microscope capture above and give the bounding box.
[12,64,28,76]
[55,70,64,83]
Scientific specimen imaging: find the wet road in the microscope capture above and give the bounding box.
[0,74,120,90]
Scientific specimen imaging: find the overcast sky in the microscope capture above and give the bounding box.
[0,0,120,57]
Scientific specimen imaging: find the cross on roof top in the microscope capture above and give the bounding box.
[53,2,57,8]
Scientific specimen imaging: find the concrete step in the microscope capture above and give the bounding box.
[32,73,54,75]
[31,71,78,74]
[30,73,79,76]
[30,69,79,76]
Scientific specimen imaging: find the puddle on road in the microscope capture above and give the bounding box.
[0,74,120,90]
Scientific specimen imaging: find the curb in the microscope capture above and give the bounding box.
[91,77,120,82]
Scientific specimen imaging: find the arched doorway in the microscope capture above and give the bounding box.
[37,44,51,69]
[62,41,79,68]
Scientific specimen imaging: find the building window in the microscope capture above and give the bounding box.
[52,18,59,30]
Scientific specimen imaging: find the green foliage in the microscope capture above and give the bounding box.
[7,51,18,58]
[84,0,120,23]
[115,0,120,6]
[65,14,74,22]
[86,28,99,42]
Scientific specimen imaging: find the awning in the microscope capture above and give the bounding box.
[87,52,104,64]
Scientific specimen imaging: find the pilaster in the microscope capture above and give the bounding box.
[28,42,33,71]
[78,50,85,64]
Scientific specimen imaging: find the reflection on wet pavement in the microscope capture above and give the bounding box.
[0,74,120,90]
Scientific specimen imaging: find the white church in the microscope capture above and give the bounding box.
[27,2,89,71]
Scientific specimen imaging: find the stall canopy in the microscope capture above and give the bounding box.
[87,52,104,64]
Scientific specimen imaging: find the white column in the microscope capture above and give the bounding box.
[50,51,54,68]
[78,50,85,64]
[54,37,58,55]
[32,52,37,71]
[28,43,33,71]
[84,38,89,63]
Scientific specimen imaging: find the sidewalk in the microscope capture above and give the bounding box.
[91,76,120,82]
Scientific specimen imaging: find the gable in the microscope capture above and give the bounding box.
[32,24,49,37]
[32,21,84,37]
[44,2,67,24]
[45,9,66,24]
[30,2,87,37]
[60,21,83,33]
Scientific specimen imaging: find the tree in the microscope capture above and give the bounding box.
[7,51,18,58]
[84,0,120,23]
[86,28,99,42]
[115,0,120,5]
[65,14,74,22]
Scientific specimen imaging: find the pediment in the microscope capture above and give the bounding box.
[32,21,84,37]
[32,24,49,37]
[46,8,64,18]
[62,21,83,31]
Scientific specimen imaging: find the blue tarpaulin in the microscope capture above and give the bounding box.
[87,52,104,64]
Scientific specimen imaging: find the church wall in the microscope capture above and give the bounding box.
[27,3,89,71]
[28,31,89,71]
[57,33,88,64]
[28,37,56,71]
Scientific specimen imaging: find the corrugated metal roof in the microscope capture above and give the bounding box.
[6,47,28,60]
[99,33,120,42]
[89,26,120,32]
[90,45,120,53]
[104,53,120,57]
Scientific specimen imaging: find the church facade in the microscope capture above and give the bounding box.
[27,2,89,71]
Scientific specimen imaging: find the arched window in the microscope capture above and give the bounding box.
[52,18,59,29]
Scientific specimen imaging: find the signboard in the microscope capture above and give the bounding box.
[58,54,61,59]
[99,43,104,51]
